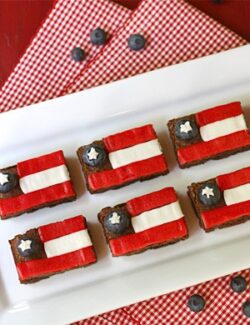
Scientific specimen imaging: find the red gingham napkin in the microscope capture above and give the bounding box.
[0,0,249,323]
[64,0,247,95]
[0,0,130,112]
[0,0,247,112]
[78,269,250,325]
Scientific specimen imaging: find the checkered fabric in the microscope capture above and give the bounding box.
[75,269,250,325]
[64,0,247,95]
[0,0,247,112]
[0,0,130,112]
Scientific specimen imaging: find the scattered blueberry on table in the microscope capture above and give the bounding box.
[128,34,146,51]
[187,294,206,312]
[90,28,107,45]
[0,172,17,193]
[83,145,107,167]
[71,47,86,62]
[104,210,130,234]
[230,276,247,293]
[175,119,198,140]
[243,301,250,318]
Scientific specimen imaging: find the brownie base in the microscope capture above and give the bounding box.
[10,225,96,284]
[99,199,188,256]
[86,170,169,194]
[179,144,250,169]
[110,233,189,257]
[18,260,97,284]
[187,187,207,231]
[167,119,250,169]
[77,145,169,194]
[1,194,76,220]
[187,186,250,232]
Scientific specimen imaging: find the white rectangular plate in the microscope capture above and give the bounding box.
[1,45,250,325]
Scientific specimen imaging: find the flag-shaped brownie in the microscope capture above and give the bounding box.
[188,167,250,232]
[98,187,188,256]
[77,124,168,193]
[0,151,76,219]
[9,215,97,283]
[167,102,250,168]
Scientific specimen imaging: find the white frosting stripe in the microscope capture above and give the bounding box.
[200,114,247,142]
[131,201,183,233]
[224,183,250,206]
[44,230,92,258]
[19,165,70,194]
[108,139,162,169]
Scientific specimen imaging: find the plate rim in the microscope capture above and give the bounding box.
[1,44,250,325]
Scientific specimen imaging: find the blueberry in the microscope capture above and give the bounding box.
[83,145,107,167]
[230,276,247,293]
[71,47,85,62]
[128,34,146,51]
[104,210,130,234]
[198,183,221,206]
[187,294,205,312]
[175,119,198,141]
[90,28,107,45]
[17,238,36,257]
[0,172,17,193]
[243,301,250,318]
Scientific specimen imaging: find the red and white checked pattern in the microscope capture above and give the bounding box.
[0,0,247,112]
[0,0,130,112]
[65,0,247,95]
[75,269,250,325]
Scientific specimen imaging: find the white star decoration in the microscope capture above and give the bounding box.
[0,173,9,186]
[180,121,192,134]
[87,147,99,160]
[202,186,214,198]
[109,212,121,224]
[18,239,32,252]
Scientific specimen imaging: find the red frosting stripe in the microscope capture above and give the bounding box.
[16,247,97,282]
[0,181,75,219]
[17,150,66,177]
[126,187,177,217]
[109,218,188,256]
[38,216,86,242]
[177,130,250,166]
[201,200,250,230]
[195,102,242,127]
[216,167,250,191]
[103,124,157,152]
[88,155,168,192]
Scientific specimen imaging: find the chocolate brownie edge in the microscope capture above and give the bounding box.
[19,259,97,284]
[180,144,250,169]
[1,194,76,220]
[187,185,207,231]
[111,232,189,257]
[87,169,169,194]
